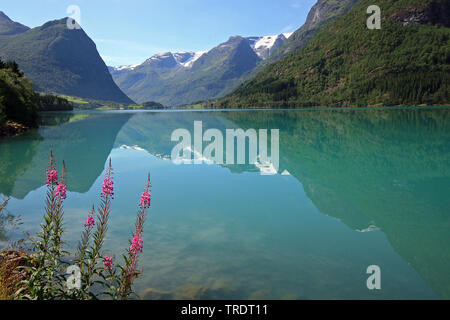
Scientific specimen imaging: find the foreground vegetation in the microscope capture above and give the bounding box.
[0,151,152,299]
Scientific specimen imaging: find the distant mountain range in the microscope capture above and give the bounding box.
[0,0,360,108]
[109,51,207,73]
[2,0,445,109]
[109,0,361,107]
[109,33,293,106]
[0,13,133,104]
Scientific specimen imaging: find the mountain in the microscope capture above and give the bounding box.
[263,0,358,65]
[244,0,358,79]
[218,0,450,108]
[109,34,290,106]
[214,0,360,86]
[0,11,29,36]
[109,51,207,75]
[0,15,133,104]
[109,0,359,107]
[0,112,132,199]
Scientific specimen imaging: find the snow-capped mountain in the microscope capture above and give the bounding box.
[110,51,207,72]
[246,33,293,59]
[110,32,291,72]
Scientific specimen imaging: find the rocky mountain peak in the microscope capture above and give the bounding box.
[0,11,30,35]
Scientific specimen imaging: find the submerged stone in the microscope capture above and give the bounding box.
[140,287,173,300]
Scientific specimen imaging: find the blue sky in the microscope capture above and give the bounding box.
[2,0,316,66]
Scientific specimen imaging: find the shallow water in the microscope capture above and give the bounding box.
[0,108,449,299]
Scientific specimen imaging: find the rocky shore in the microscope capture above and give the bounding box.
[0,121,30,138]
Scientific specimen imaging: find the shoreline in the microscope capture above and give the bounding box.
[62,105,450,114]
[0,121,30,139]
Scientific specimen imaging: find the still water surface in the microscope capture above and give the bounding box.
[0,108,449,299]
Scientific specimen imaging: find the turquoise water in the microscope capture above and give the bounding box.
[0,108,449,299]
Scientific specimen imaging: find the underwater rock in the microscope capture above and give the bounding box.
[141,287,174,300]
[174,283,207,300]
[248,289,270,300]
[280,293,301,300]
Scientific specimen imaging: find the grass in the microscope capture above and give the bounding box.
[190,104,204,109]
[0,251,27,300]
[95,106,119,110]
[0,254,16,300]
[58,94,89,105]
[57,94,127,110]
[126,105,146,110]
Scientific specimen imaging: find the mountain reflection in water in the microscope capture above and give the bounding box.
[0,108,448,299]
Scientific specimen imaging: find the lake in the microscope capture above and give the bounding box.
[0,107,449,299]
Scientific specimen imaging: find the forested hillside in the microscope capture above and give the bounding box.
[218,0,450,108]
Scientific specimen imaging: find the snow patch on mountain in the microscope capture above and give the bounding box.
[110,63,141,71]
[173,51,207,68]
[111,51,207,71]
[181,51,207,68]
[246,33,290,59]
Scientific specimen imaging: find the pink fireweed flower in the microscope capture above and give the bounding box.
[46,169,58,184]
[120,173,150,295]
[101,178,114,198]
[130,235,143,253]
[55,183,67,199]
[103,255,113,270]
[101,159,114,199]
[84,215,95,229]
[139,191,151,209]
